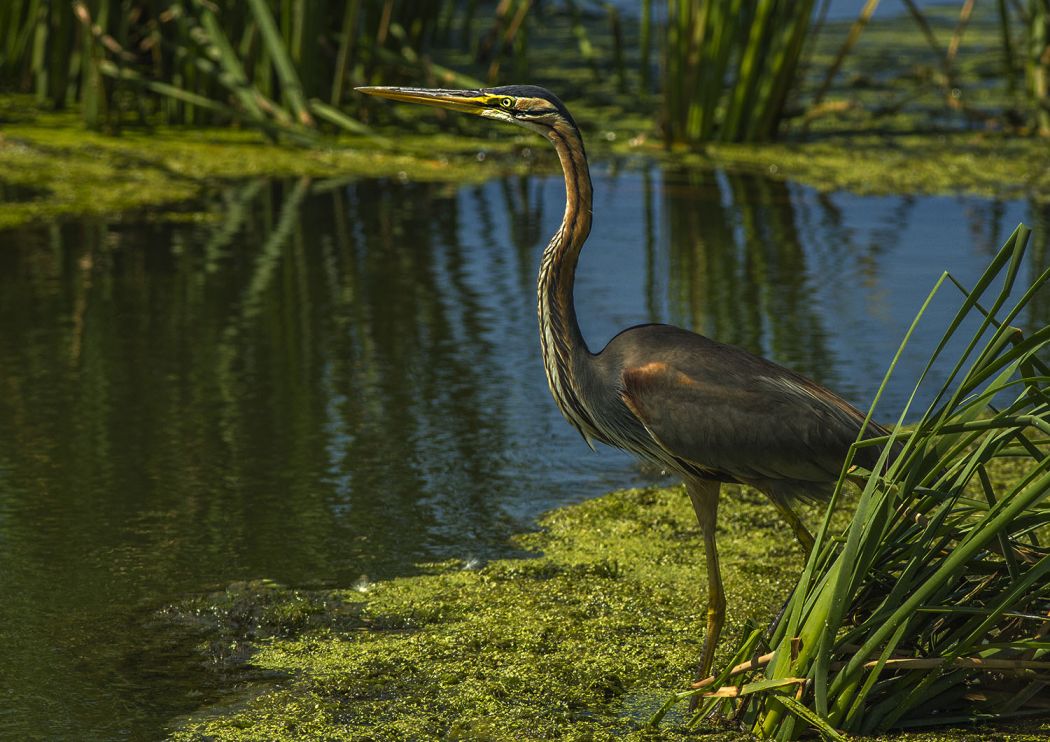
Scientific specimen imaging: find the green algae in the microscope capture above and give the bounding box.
[169,484,808,740]
[0,95,530,230]
[168,460,1049,741]
[693,134,1050,203]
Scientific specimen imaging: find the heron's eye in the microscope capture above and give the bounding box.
[500,97,514,109]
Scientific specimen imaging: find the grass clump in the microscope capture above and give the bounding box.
[674,225,1050,738]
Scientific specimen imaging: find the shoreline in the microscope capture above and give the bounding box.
[3,97,1050,232]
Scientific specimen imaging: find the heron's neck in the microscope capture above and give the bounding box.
[537,120,596,440]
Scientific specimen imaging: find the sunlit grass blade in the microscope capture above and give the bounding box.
[667,223,1050,738]
[245,0,312,127]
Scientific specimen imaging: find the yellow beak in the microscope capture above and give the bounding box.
[355,86,492,115]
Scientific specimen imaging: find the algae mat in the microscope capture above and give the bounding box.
[0,96,515,230]
[4,93,1050,232]
[169,484,1048,741]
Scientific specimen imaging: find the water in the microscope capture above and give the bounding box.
[0,167,1046,739]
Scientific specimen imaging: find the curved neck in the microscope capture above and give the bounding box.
[537,119,596,440]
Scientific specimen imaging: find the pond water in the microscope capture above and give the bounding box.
[0,165,1046,739]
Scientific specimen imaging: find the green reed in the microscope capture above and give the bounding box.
[0,0,491,138]
[4,3,1046,143]
[651,224,1050,737]
[663,0,816,144]
[1026,0,1049,135]
[991,0,1048,134]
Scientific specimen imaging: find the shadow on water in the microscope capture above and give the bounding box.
[0,169,1047,738]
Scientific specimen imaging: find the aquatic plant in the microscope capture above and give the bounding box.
[662,0,817,143]
[0,0,488,137]
[4,1,1046,143]
[656,224,1050,737]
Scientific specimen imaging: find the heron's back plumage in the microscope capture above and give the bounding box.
[592,324,887,502]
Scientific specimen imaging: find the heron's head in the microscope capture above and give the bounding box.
[356,84,578,138]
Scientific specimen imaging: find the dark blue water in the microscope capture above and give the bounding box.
[0,166,1046,738]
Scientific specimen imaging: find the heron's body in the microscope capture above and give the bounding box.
[585,324,880,497]
[358,83,886,681]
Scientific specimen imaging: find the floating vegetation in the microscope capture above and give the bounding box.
[166,484,812,741]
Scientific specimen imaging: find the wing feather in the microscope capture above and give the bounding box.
[617,336,884,491]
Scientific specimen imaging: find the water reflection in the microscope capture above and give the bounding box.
[0,169,1046,738]
[662,170,838,381]
[1029,200,1050,325]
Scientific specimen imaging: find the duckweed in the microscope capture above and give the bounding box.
[170,485,802,740]
[4,93,1050,232]
[169,479,1048,740]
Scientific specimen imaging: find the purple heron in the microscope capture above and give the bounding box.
[357,85,888,681]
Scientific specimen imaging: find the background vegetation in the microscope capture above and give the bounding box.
[1,1,1049,143]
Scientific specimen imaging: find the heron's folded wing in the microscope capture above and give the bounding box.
[619,360,876,485]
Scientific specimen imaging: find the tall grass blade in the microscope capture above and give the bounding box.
[331,0,361,106]
[1027,0,1050,135]
[245,0,312,126]
[668,223,1050,738]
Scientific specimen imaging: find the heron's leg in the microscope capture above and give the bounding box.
[770,497,815,554]
[686,478,725,685]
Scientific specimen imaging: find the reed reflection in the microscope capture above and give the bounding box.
[659,169,837,384]
[0,178,536,735]
[1028,198,1050,333]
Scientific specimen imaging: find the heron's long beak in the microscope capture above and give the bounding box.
[356,86,490,115]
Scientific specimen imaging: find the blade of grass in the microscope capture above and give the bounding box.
[246,0,313,126]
